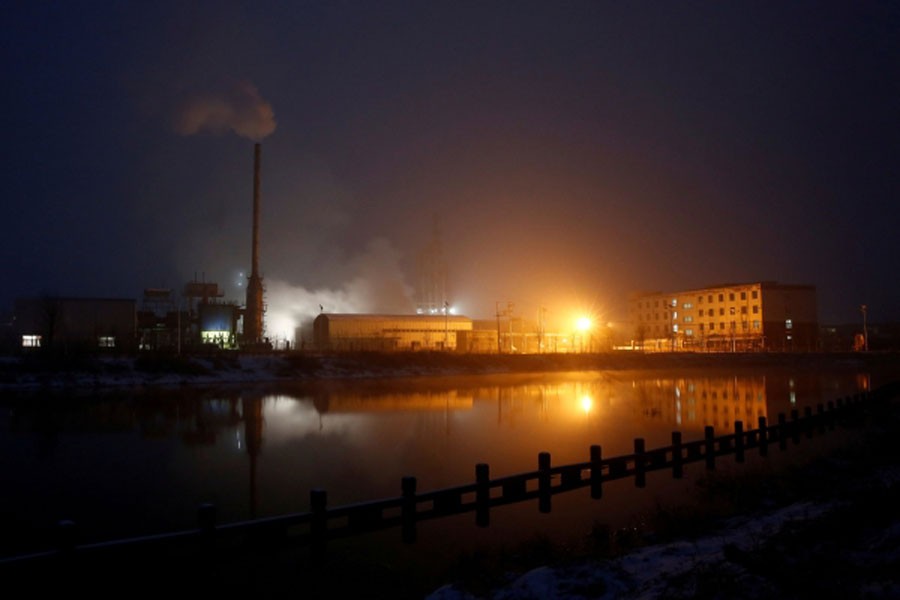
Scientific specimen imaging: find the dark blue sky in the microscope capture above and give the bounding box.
[2,1,898,337]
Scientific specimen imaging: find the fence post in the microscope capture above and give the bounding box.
[791,409,801,444]
[778,413,787,450]
[538,452,552,513]
[401,476,417,544]
[757,416,768,457]
[671,432,683,479]
[816,403,826,434]
[476,463,490,527]
[56,519,77,558]
[633,439,646,488]
[705,426,716,470]
[734,421,744,463]
[197,502,217,562]
[590,445,603,498]
[198,503,216,535]
[311,489,327,562]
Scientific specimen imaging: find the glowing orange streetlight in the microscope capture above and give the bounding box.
[575,316,592,353]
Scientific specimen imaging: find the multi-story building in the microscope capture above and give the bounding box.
[628,282,818,352]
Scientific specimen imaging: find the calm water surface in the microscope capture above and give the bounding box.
[0,366,879,560]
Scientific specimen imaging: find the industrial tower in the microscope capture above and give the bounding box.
[415,216,448,314]
[244,143,265,345]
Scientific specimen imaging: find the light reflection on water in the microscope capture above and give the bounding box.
[0,368,874,558]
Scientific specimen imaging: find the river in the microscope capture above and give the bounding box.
[0,363,884,569]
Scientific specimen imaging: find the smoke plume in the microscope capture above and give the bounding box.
[173,80,276,141]
[265,238,416,346]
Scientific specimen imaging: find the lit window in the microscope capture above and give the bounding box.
[785,319,793,330]
[684,316,693,323]
[685,329,693,336]
[98,336,115,348]
[22,335,41,348]
[672,311,678,320]
[753,320,760,329]
[673,324,679,332]
[683,302,693,309]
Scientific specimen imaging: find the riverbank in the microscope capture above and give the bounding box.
[3,350,900,392]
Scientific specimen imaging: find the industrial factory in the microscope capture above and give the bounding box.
[3,143,843,355]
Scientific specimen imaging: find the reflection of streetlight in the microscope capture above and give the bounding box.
[580,394,593,414]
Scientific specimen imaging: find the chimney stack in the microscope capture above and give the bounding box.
[244,143,265,345]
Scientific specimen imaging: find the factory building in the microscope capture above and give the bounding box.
[14,297,136,352]
[628,282,818,352]
[136,283,242,352]
[313,313,473,352]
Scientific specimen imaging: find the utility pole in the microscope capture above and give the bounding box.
[495,301,513,353]
[444,300,449,350]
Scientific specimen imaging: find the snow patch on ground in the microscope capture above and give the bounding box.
[425,502,836,600]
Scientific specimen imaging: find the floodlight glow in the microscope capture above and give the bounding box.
[576,316,592,332]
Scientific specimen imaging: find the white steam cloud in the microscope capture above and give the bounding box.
[173,80,276,141]
[265,238,416,347]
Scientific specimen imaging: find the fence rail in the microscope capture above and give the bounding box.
[2,384,894,570]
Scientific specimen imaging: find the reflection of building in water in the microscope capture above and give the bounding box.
[631,376,769,432]
[311,391,474,414]
[241,396,264,518]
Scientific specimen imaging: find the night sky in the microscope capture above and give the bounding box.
[3,2,898,341]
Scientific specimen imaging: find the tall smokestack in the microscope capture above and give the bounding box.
[244,143,265,345]
[252,142,261,277]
